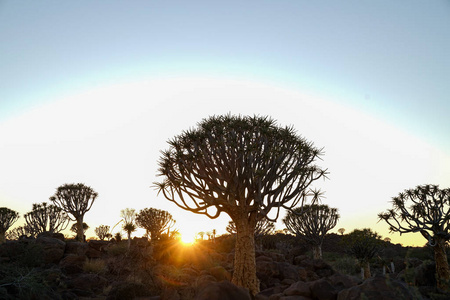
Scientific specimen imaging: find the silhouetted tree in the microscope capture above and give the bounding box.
[155,114,326,294]
[197,231,205,240]
[338,228,345,235]
[0,207,19,243]
[121,208,136,249]
[50,183,98,242]
[283,204,339,259]
[5,226,29,240]
[135,208,175,242]
[24,202,70,236]
[379,184,450,290]
[95,225,111,241]
[70,222,89,241]
[343,228,383,279]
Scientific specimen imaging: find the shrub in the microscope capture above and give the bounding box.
[331,256,359,275]
[83,259,107,274]
[107,243,127,256]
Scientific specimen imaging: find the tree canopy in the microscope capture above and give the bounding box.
[283,204,339,259]
[0,207,19,243]
[154,114,327,294]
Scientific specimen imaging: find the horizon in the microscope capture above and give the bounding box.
[1,1,450,247]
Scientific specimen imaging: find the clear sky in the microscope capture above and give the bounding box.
[1,1,449,246]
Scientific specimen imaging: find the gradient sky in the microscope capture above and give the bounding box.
[1,1,449,246]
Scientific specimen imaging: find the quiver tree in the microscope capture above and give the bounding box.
[154,114,327,295]
[283,204,339,259]
[95,225,111,241]
[135,208,175,242]
[0,207,19,243]
[5,226,29,240]
[121,208,137,249]
[378,184,450,290]
[342,228,383,279]
[24,202,70,236]
[50,183,98,242]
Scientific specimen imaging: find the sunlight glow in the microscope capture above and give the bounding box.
[180,233,196,245]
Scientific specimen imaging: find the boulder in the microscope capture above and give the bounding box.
[283,281,311,298]
[66,273,108,293]
[88,240,110,252]
[65,241,88,256]
[59,254,86,274]
[195,281,252,300]
[327,273,360,292]
[209,265,232,281]
[337,274,419,300]
[36,236,66,264]
[278,262,300,282]
[309,278,338,300]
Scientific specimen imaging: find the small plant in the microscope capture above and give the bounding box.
[107,243,127,256]
[83,259,107,274]
[331,256,359,275]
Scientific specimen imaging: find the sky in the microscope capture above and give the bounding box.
[1,0,449,246]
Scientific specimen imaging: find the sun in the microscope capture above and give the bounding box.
[180,233,196,245]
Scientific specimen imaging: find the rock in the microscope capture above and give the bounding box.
[280,296,312,300]
[278,262,300,281]
[209,265,232,281]
[86,246,103,259]
[195,274,217,290]
[283,281,311,298]
[312,259,335,277]
[66,273,107,293]
[88,240,110,252]
[195,281,252,300]
[257,255,274,263]
[36,236,66,264]
[37,231,65,241]
[107,281,154,300]
[293,256,308,265]
[297,268,308,281]
[337,274,418,300]
[309,278,337,300]
[327,273,360,292]
[59,254,86,274]
[257,260,280,285]
[65,241,88,256]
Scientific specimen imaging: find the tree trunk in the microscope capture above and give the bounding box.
[76,217,84,242]
[127,231,131,250]
[361,261,371,279]
[312,244,322,260]
[232,218,259,296]
[0,231,5,243]
[434,239,450,291]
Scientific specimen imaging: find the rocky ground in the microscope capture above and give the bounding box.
[0,233,448,299]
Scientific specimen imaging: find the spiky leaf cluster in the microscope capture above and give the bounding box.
[226,218,275,237]
[0,207,19,235]
[155,114,327,221]
[120,208,137,234]
[135,208,175,241]
[24,202,70,236]
[342,228,383,264]
[378,184,450,246]
[283,204,339,246]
